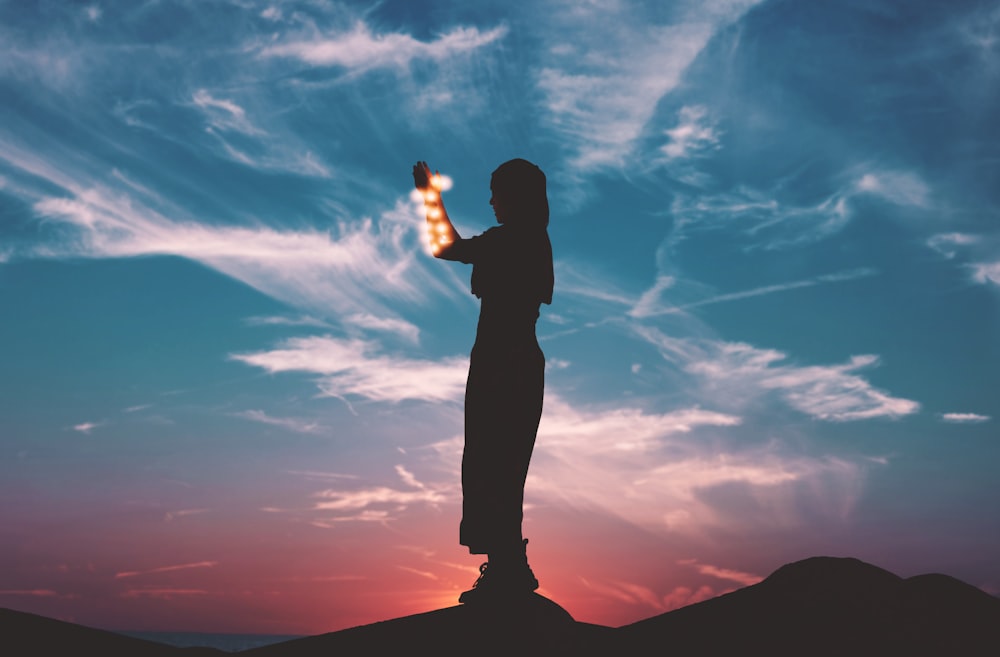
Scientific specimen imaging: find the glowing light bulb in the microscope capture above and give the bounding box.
[431,174,443,190]
[428,207,441,219]
[424,190,438,202]
[439,235,451,245]
[435,223,448,234]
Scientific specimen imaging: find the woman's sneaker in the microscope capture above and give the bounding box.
[458,559,539,604]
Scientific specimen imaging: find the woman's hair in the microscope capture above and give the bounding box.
[491,158,549,228]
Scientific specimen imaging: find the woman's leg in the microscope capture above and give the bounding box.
[460,344,543,553]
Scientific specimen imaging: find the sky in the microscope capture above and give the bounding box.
[1,0,999,637]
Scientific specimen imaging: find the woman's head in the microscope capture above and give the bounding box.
[490,158,548,228]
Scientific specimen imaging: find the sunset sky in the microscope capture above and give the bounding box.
[2,0,999,636]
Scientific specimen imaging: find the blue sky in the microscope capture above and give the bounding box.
[1,0,998,635]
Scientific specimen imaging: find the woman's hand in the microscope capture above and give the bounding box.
[412,161,432,190]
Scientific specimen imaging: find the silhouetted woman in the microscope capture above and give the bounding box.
[413,159,553,603]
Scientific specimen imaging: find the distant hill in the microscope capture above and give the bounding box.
[617,556,1000,656]
[3,556,998,656]
[0,606,223,657]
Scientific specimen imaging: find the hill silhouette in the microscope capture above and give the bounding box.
[617,556,1000,656]
[3,556,998,656]
[0,606,224,657]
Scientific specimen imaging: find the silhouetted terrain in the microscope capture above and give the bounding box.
[618,556,1000,656]
[4,557,998,656]
[0,606,224,657]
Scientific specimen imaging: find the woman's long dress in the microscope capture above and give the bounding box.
[440,222,553,554]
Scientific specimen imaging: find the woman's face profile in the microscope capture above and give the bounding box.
[489,181,508,224]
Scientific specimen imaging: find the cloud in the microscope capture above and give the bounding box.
[533,1,763,172]
[115,561,218,579]
[396,566,440,582]
[855,170,931,208]
[630,275,676,318]
[579,577,717,615]
[261,22,507,71]
[285,470,360,481]
[344,313,420,343]
[121,589,209,599]
[667,185,851,252]
[187,89,332,176]
[941,412,991,423]
[629,268,877,318]
[230,335,467,404]
[72,421,102,434]
[521,394,867,532]
[536,25,711,171]
[668,167,932,252]
[311,464,455,522]
[971,261,1000,285]
[692,347,919,422]
[192,90,263,136]
[243,315,331,328]
[660,584,717,611]
[635,328,920,422]
[539,397,742,454]
[685,560,763,587]
[232,410,323,434]
[555,261,636,308]
[661,106,720,160]
[260,7,281,22]
[164,508,210,522]
[0,589,61,597]
[32,186,450,320]
[927,232,980,259]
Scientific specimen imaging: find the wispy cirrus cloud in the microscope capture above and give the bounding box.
[660,105,720,160]
[854,170,931,208]
[580,576,717,615]
[192,90,264,136]
[924,233,1000,288]
[634,327,920,422]
[164,508,210,522]
[668,168,932,252]
[519,394,870,534]
[121,588,209,599]
[539,397,741,453]
[29,183,448,321]
[926,232,980,259]
[629,268,877,318]
[344,313,420,343]
[311,465,455,523]
[668,186,849,252]
[682,559,763,587]
[941,412,991,423]
[231,335,467,404]
[971,261,1000,286]
[232,410,323,434]
[72,421,103,434]
[534,0,763,172]
[260,21,507,70]
[0,589,61,597]
[244,315,331,328]
[115,561,218,579]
